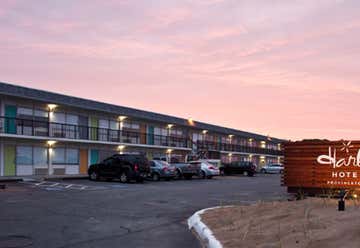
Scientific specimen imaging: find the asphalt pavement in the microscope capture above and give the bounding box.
[0,174,287,248]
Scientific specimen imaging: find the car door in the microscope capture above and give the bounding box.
[99,157,115,176]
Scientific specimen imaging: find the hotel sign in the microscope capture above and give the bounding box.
[283,140,360,189]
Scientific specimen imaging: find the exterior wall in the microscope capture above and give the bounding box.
[0,92,283,178]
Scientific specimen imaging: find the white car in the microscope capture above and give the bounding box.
[189,161,220,179]
[261,164,284,174]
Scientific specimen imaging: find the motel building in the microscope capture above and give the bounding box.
[0,82,284,178]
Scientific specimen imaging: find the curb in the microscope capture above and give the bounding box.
[188,206,229,248]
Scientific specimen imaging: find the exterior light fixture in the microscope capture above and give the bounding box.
[167,124,174,129]
[47,140,56,147]
[166,149,173,154]
[118,145,126,150]
[118,116,127,121]
[228,153,233,157]
[202,130,208,134]
[118,145,126,154]
[248,138,253,142]
[188,118,195,126]
[261,141,266,148]
[48,104,57,112]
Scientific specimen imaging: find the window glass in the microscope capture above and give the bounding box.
[66,149,79,164]
[34,109,48,118]
[18,107,33,116]
[52,148,65,164]
[16,146,33,165]
[99,119,109,128]
[66,114,78,125]
[34,147,48,165]
[52,112,66,123]
[110,121,119,130]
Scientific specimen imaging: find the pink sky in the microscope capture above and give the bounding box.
[0,0,359,141]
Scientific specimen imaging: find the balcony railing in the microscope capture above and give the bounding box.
[0,116,283,155]
[196,141,284,156]
[0,116,189,148]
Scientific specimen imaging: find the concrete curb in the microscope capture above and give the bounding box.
[188,206,230,248]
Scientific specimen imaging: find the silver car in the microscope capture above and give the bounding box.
[261,164,284,174]
[189,161,220,179]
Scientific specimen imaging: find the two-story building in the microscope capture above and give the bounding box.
[0,82,284,177]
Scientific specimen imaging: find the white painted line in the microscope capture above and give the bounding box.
[188,206,233,248]
[80,186,87,190]
[35,182,47,186]
[50,183,60,187]
[65,184,73,188]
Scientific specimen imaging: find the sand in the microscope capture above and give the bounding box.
[201,198,360,248]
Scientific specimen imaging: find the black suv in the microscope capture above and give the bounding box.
[88,154,150,183]
[220,161,256,177]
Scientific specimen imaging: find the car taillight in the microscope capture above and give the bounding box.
[208,166,216,170]
[163,167,168,171]
[134,164,139,172]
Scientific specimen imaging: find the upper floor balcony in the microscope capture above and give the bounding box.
[196,141,284,156]
[0,116,189,148]
[0,116,284,156]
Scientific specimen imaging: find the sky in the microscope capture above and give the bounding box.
[0,0,359,141]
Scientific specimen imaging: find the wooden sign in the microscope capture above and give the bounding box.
[283,140,360,191]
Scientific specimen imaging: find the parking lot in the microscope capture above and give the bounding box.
[0,174,287,248]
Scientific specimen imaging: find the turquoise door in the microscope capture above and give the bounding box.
[90,149,99,165]
[147,126,154,145]
[5,105,17,134]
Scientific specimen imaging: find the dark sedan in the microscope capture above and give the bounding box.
[220,161,256,177]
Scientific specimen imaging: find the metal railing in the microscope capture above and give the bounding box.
[0,116,283,155]
[195,141,284,156]
[0,116,189,148]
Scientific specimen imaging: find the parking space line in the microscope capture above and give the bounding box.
[50,183,60,187]
[65,184,73,188]
[35,182,47,186]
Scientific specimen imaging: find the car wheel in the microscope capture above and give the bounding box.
[260,169,266,174]
[152,173,160,181]
[120,171,129,183]
[89,171,99,181]
[174,169,182,180]
[200,170,206,179]
[243,171,249,176]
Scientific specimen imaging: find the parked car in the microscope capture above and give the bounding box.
[172,163,201,180]
[189,161,220,179]
[261,164,284,174]
[149,160,176,181]
[220,161,256,177]
[88,154,150,183]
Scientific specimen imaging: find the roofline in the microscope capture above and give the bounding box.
[0,81,285,143]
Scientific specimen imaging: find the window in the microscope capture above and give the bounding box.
[52,148,79,165]
[16,146,33,165]
[34,109,48,118]
[110,121,119,130]
[52,148,65,164]
[123,121,140,129]
[52,112,66,123]
[18,107,33,116]
[34,147,48,165]
[66,149,79,164]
